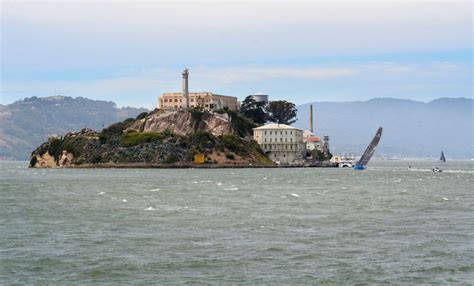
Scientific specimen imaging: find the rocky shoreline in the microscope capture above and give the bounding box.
[30,162,338,169]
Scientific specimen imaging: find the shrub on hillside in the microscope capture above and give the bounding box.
[121,132,170,147]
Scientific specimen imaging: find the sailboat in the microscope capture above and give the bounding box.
[353,127,383,170]
[432,151,446,172]
[440,151,446,163]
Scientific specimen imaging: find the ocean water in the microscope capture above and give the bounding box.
[1,161,473,284]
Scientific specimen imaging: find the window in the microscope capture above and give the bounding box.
[280,131,282,135]
[290,131,292,135]
[285,131,287,135]
[270,131,272,135]
[264,131,267,135]
[280,138,283,142]
[290,138,293,142]
[270,138,272,142]
[191,98,194,102]
[164,99,168,102]
[174,99,178,102]
[264,138,266,142]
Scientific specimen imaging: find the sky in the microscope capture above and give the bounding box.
[1,0,472,109]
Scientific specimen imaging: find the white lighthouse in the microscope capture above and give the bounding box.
[181,68,189,109]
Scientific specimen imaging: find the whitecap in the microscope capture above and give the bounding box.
[442,197,449,201]
[148,188,160,192]
[122,199,127,202]
[143,207,155,211]
[98,192,106,195]
[224,187,238,191]
[290,193,300,197]
[216,182,222,186]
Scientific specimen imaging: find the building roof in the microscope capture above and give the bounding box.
[304,136,321,142]
[253,123,302,130]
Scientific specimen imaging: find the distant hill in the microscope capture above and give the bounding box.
[0,96,148,160]
[295,97,473,159]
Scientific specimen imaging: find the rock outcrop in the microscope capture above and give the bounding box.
[126,110,232,136]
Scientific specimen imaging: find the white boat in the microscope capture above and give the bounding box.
[339,158,355,168]
[432,166,442,173]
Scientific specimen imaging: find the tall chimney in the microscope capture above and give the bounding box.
[182,68,189,109]
[309,104,314,134]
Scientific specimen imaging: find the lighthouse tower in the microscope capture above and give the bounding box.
[181,68,189,109]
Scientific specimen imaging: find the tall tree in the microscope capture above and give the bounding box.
[239,96,267,124]
[265,100,297,125]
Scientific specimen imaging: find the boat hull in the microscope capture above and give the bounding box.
[353,164,366,170]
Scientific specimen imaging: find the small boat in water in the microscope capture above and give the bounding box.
[432,151,446,172]
[353,127,383,170]
[432,166,442,173]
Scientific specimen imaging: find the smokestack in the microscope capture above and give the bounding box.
[182,68,189,109]
[309,104,314,134]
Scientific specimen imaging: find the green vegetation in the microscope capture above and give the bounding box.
[136,112,148,120]
[266,100,297,125]
[215,108,256,137]
[47,138,64,161]
[62,137,88,157]
[189,131,216,152]
[240,96,267,124]
[189,107,206,132]
[121,130,175,147]
[220,134,244,154]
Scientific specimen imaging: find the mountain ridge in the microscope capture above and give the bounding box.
[295,97,473,159]
[0,96,148,160]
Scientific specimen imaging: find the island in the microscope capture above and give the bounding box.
[29,108,274,168]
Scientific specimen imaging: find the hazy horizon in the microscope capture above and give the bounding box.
[1,1,472,109]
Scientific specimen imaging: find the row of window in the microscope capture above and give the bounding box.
[264,137,293,143]
[264,144,296,150]
[167,104,215,109]
[260,130,294,135]
[163,98,213,103]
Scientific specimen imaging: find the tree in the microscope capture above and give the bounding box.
[239,96,267,124]
[265,100,297,125]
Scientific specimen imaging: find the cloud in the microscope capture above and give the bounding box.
[2,2,471,71]
[2,61,471,108]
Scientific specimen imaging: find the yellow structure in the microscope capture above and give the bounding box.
[194,154,205,164]
[158,92,239,111]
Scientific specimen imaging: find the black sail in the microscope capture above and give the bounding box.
[440,151,446,163]
[357,127,383,166]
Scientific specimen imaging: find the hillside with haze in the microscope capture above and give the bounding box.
[295,98,473,159]
[0,96,148,160]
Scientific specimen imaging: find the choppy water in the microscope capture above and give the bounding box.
[1,161,473,284]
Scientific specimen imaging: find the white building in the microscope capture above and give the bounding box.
[303,130,322,151]
[253,124,305,164]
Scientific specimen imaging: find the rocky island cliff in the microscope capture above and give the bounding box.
[29,109,273,168]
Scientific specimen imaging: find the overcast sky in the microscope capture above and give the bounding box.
[1,0,472,108]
